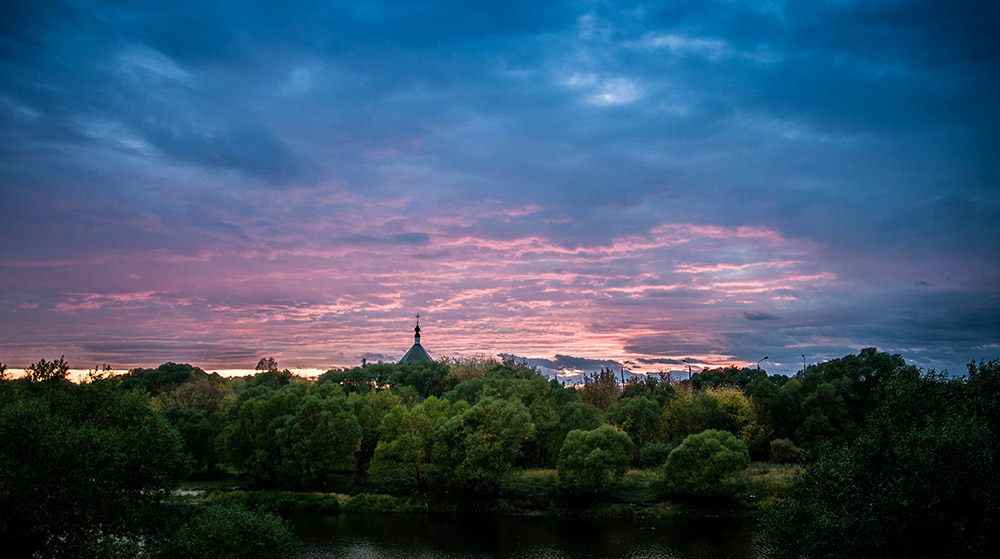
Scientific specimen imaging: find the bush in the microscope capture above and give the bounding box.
[160,503,299,559]
[503,469,558,502]
[557,424,633,495]
[769,438,803,463]
[661,429,749,497]
[342,493,400,513]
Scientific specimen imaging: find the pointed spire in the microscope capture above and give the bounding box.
[400,313,432,362]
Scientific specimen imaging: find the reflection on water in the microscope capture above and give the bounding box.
[295,513,767,559]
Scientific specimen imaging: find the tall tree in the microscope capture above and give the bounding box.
[431,397,533,495]
[762,361,1000,558]
[0,367,185,557]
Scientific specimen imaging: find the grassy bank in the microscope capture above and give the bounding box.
[174,462,801,520]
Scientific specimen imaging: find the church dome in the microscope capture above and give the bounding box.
[399,317,432,362]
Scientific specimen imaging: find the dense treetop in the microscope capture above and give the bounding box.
[2,348,996,557]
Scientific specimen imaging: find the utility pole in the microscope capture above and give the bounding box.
[683,359,693,394]
[620,360,634,384]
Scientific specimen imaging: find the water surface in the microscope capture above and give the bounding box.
[295,513,767,559]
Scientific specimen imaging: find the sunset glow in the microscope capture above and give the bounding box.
[2,1,998,378]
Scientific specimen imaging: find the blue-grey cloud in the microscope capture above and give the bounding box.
[1,0,997,375]
[743,312,778,322]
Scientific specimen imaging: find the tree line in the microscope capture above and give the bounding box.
[1,349,997,558]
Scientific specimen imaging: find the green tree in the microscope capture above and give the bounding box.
[578,367,621,411]
[163,407,225,477]
[25,355,70,382]
[762,362,1000,559]
[557,424,633,495]
[662,387,757,443]
[443,370,564,468]
[120,362,204,394]
[153,371,235,416]
[605,395,663,463]
[760,348,920,448]
[443,354,504,388]
[431,397,533,494]
[351,388,403,472]
[552,400,605,464]
[370,397,458,491]
[219,384,361,488]
[255,356,279,372]
[661,429,749,498]
[390,360,451,397]
[620,374,676,405]
[0,369,185,557]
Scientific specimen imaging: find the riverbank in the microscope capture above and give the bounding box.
[174,462,800,520]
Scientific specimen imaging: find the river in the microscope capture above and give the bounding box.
[294,513,769,559]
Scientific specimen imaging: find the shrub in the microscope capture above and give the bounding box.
[662,429,749,497]
[769,438,803,463]
[342,493,399,513]
[159,503,299,559]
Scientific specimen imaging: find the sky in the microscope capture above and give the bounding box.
[1,0,998,380]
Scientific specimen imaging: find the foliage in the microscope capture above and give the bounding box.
[578,367,621,411]
[351,389,404,471]
[662,387,760,448]
[443,370,569,468]
[240,368,297,391]
[769,438,803,463]
[443,354,504,387]
[205,490,341,515]
[153,371,235,416]
[557,400,604,433]
[370,396,457,491]
[662,429,750,497]
[390,360,451,397]
[502,469,559,503]
[752,348,920,448]
[320,360,451,397]
[762,362,1000,559]
[255,357,279,372]
[0,369,185,557]
[557,424,633,495]
[620,374,676,405]
[163,407,226,477]
[604,395,663,462]
[639,441,677,468]
[159,503,299,559]
[442,353,540,390]
[431,397,533,495]
[689,366,779,391]
[551,400,605,465]
[25,355,71,382]
[342,493,401,513]
[121,362,205,395]
[219,383,362,488]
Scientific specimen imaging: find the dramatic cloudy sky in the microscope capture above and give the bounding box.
[2,0,998,378]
